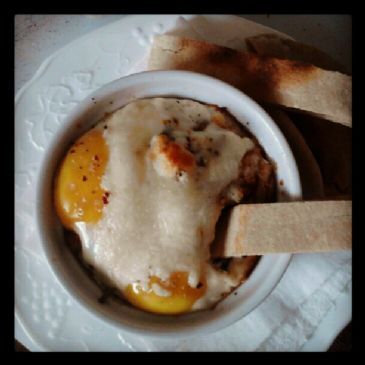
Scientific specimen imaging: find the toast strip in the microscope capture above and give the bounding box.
[213,200,352,257]
[245,33,347,73]
[148,35,352,127]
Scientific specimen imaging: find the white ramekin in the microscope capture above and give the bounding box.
[36,70,302,338]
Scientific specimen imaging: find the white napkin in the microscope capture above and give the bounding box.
[119,15,352,352]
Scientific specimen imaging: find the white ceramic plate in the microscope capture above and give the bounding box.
[15,14,350,351]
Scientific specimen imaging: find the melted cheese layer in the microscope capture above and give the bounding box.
[74,98,255,310]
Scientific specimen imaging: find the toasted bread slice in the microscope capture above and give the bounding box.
[246,33,347,73]
[148,35,352,127]
[213,200,352,257]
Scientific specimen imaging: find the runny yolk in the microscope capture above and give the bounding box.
[123,272,206,315]
[54,129,109,230]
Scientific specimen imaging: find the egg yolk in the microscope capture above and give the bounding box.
[123,272,206,315]
[54,129,109,230]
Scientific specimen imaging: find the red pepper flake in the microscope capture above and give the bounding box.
[94,155,99,161]
[102,191,111,204]
[82,175,87,181]
[70,149,76,154]
[279,179,284,186]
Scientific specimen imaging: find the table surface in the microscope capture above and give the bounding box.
[14,14,352,352]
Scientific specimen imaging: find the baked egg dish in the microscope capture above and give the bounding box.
[54,97,275,315]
